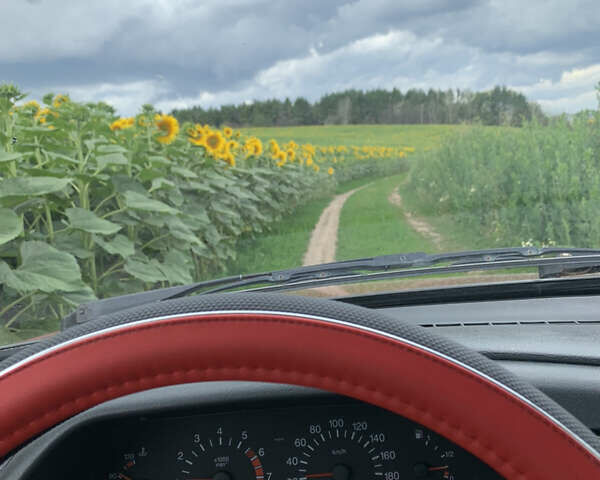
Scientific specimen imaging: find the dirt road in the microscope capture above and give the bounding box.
[301,187,363,296]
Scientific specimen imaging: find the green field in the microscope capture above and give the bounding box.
[405,115,600,248]
[228,125,452,279]
[242,124,458,149]
[337,174,436,260]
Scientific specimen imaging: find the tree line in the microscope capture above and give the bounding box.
[171,86,547,127]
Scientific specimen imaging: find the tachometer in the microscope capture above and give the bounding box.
[287,418,395,480]
[175,428,269,480]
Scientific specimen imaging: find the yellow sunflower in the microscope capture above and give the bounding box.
[52,94,69,108]
[286,148,295,162]
[313,164,320,173]
[23,100,40,111]
[306,157,314,167]
[284,140,298,151]
[34,107,51,124]
[110,117,135,131]
[244,137,263,157]
[302,143,316,156]
[221,153,236,168]
[223,126,233,138]
[268,139,280,154]
[205,131,225,154]
[154,114,179,144]
[227,140,240,154]
[189,131,206,147]
[328,167,334,175]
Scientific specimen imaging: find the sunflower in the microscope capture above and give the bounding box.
[52,94,69,108]
[34,107,51,124]
[223,126,233,138]
[187,124,206,146]
[221,153,236,168]
[284,140,298,151]
[189,137,206,147]
[302,143,316,156]
[22,100,40,111]
[328,167,334,175]
[306,157,314,167]
[244,137,263,157]
[154,114,179,145]
[286,148,295,162]
[189,131,206,147]
[110,117,135,131]
[205,130,225,154]
[268,139,280,154]
[313,164,320,173]
[227,140,240,154]
[137,115,149,127]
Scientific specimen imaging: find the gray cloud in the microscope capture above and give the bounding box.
[2,0,600,115]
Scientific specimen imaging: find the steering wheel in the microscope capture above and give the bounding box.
[0,293,599,478]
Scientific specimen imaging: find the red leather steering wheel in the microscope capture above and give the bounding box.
[0,293,599,479]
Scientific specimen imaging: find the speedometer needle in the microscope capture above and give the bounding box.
[306,473,334,478]
[428,465,449,471]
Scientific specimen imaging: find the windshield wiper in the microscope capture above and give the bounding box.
[62,246,600,330]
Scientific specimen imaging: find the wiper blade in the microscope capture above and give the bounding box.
[61,246,600,330]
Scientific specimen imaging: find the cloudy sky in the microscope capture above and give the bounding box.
[3,0,600,115]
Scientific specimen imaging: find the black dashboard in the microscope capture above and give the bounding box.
[6,384,499,480]
[6,289,600,479]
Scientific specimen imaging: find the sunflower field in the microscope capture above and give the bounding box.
[0,84,410,334]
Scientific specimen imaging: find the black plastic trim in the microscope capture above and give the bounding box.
[336,276,600,308]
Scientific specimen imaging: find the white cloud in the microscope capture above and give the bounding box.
[537,91,598,114]
[155,29,473,112]
[6,1,600,115]
[511,64,600,113]
[28,79,171,116]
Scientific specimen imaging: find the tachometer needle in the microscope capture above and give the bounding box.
[428,465,449,472]
[306,473,334,478]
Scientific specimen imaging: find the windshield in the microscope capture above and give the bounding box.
[1,1,599,345]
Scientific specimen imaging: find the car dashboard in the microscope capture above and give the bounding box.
[11,383,499,480]
[4,289,600,479]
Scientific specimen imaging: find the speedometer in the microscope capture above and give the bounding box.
[287,418,396,480]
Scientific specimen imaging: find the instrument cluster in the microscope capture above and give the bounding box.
[88,403,502,480]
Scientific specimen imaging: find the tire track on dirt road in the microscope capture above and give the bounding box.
[302,186,365,296]
[388,186,444,249]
